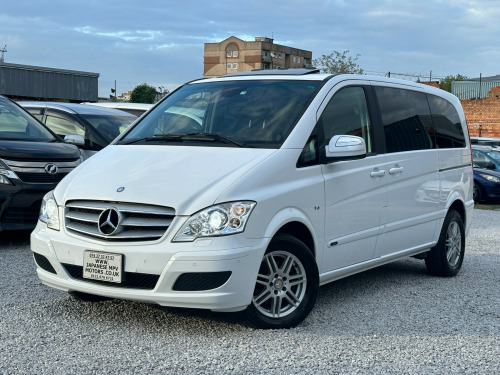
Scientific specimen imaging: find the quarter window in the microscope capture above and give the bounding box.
[320,86,373,153]
[375,87,433,153]
[427,94,465,148]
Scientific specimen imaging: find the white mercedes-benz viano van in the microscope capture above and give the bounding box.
[31,70,474,328]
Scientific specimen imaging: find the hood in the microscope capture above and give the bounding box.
[0,140,81,161]
[474,168,500,177]
[55,145,276,215]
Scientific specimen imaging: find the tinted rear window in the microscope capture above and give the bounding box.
[426,94,465,148]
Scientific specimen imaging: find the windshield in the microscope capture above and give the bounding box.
[120,79,322,148]
[80,114,137,143]
[487,151,500,161]
[0,97,56,142]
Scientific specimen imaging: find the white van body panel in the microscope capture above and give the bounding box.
[56,145,276,215]
[30,73,474,324]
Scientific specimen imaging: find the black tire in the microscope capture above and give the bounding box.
[245,234,319,329]
[473,182,482,203]
[69,291,111,302]
[425,210,465,277]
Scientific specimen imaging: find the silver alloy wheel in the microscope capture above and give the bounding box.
[446,221,462,267]
[252,250,307,318]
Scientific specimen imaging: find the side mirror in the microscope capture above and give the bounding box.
[64,134,85,146]
[325,135,367,161]
[485,162,496,170]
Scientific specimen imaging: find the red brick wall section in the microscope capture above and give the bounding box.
[460,86,500,137]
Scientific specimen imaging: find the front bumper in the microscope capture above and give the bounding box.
[0,180,56,231]
[30,222,267,312]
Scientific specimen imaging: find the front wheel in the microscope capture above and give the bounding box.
[473,182,482,203]
[425,210,465,277]
[245,234,319,329]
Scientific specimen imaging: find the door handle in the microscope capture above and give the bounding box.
[370,168,386,178]
[389,166,404,175]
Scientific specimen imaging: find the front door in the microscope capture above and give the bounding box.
[320,83,387,272]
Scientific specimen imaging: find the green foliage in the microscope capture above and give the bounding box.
[313,50,363,74]
[130,83,158,104]
[439,74,467,93]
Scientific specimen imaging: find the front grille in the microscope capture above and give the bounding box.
[62,263,160,290]
[15,172,68,183]
[65,200,175,241]
[173,272,232,291]
[1,158,80,184]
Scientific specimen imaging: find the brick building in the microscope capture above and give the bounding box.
[460,86,500,138]
[203,36,312,78]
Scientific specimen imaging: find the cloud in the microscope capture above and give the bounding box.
[73,27,163,42]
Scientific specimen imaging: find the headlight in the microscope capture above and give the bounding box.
[479,173,500,183]
[0,160,15,185]
[173,201,256,242]
[39,191,60,230]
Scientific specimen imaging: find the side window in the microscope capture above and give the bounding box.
[320,86,373,153]
[375,86,433,153]
[472,150,488,168]
[427,94,465,148]
[45,115,85,138]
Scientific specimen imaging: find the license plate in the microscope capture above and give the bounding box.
[83,251,123,283]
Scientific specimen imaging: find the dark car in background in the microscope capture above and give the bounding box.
[0,95,82,231]
[472,146,500,203]
[19,102,137,159]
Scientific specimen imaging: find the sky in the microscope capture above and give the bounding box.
[1,0,500,98]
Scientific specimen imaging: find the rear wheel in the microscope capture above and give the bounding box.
[245,234,319,329]
[425,210,465,277]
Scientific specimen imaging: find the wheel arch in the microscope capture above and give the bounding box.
[447,199,466,227]
[274,222,316,259]
[262,208,318,259]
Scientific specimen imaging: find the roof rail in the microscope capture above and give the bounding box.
[221,68,320,77]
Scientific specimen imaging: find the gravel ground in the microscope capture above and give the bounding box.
[0,208,499,375]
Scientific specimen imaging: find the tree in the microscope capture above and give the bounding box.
[313,50,363,74]
[439,74,467,93]
[130,83,158,104]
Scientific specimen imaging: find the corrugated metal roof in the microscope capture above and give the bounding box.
[0,62,99,102]
[452,76,500,100]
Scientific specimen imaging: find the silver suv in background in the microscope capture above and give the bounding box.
[19,102,137,159]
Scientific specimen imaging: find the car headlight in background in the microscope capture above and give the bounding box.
[39,191,60,230]
[173,201,256,242]
[478,173,500,183]
[0,160,16,185]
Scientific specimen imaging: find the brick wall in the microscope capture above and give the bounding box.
[460,86,500,137]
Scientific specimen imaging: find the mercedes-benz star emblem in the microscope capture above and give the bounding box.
[44,164,58,174]
[98,208,122,235]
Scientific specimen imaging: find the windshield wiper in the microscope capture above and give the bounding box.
[119,132,244,147]
[118,133,188,145]
[185,132,244,147]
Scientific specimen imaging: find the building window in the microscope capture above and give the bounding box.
[226,44,239,58]
[227,63,238,70]
[232,63,238,69]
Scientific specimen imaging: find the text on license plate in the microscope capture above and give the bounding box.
[83,251,123,283]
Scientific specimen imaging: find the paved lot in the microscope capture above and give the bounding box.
[0,208,499,374]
